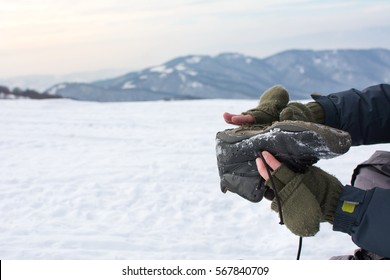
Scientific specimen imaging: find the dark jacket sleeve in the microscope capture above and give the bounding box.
[312,84,390,146]
[333,185,390,258]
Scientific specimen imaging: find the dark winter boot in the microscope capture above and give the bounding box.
[216,120,352,202]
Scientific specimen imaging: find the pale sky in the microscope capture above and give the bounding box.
[1,0,389,77]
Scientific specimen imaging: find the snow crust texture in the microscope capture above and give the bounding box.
[1,99,388,259]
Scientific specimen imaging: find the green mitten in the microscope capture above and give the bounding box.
[305,102,325,124]
[280,102,314,122]
[242,85,325,125]
[280,102,325,123]
[267,165,342,237]
[242,85,289,124]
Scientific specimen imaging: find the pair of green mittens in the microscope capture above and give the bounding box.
[245,85,342,236]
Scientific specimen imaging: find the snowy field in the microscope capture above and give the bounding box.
[1,98,389,260]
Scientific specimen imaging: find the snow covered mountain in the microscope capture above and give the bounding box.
[46,49,390,101]
[0,68,131,92]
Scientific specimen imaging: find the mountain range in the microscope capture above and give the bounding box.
[11,49,390,101]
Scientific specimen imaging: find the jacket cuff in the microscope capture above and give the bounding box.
[333,185,365,234]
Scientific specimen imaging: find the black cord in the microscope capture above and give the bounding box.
[258,152,284,225]
[258,151,303,260]
[296,236,303,260]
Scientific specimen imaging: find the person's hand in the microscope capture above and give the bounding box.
[256,151,282,180]
[256,151,343,237]
[223,112,255,125]
[223,85,326,126]
[224,85,289,126]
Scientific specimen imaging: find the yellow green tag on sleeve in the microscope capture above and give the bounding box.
[342,201,358,213]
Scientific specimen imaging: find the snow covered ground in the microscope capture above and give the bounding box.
[1,99,389,260]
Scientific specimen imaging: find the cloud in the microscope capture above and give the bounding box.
[1,0,389,76]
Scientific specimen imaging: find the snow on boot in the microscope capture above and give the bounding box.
[216,120,352,202]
